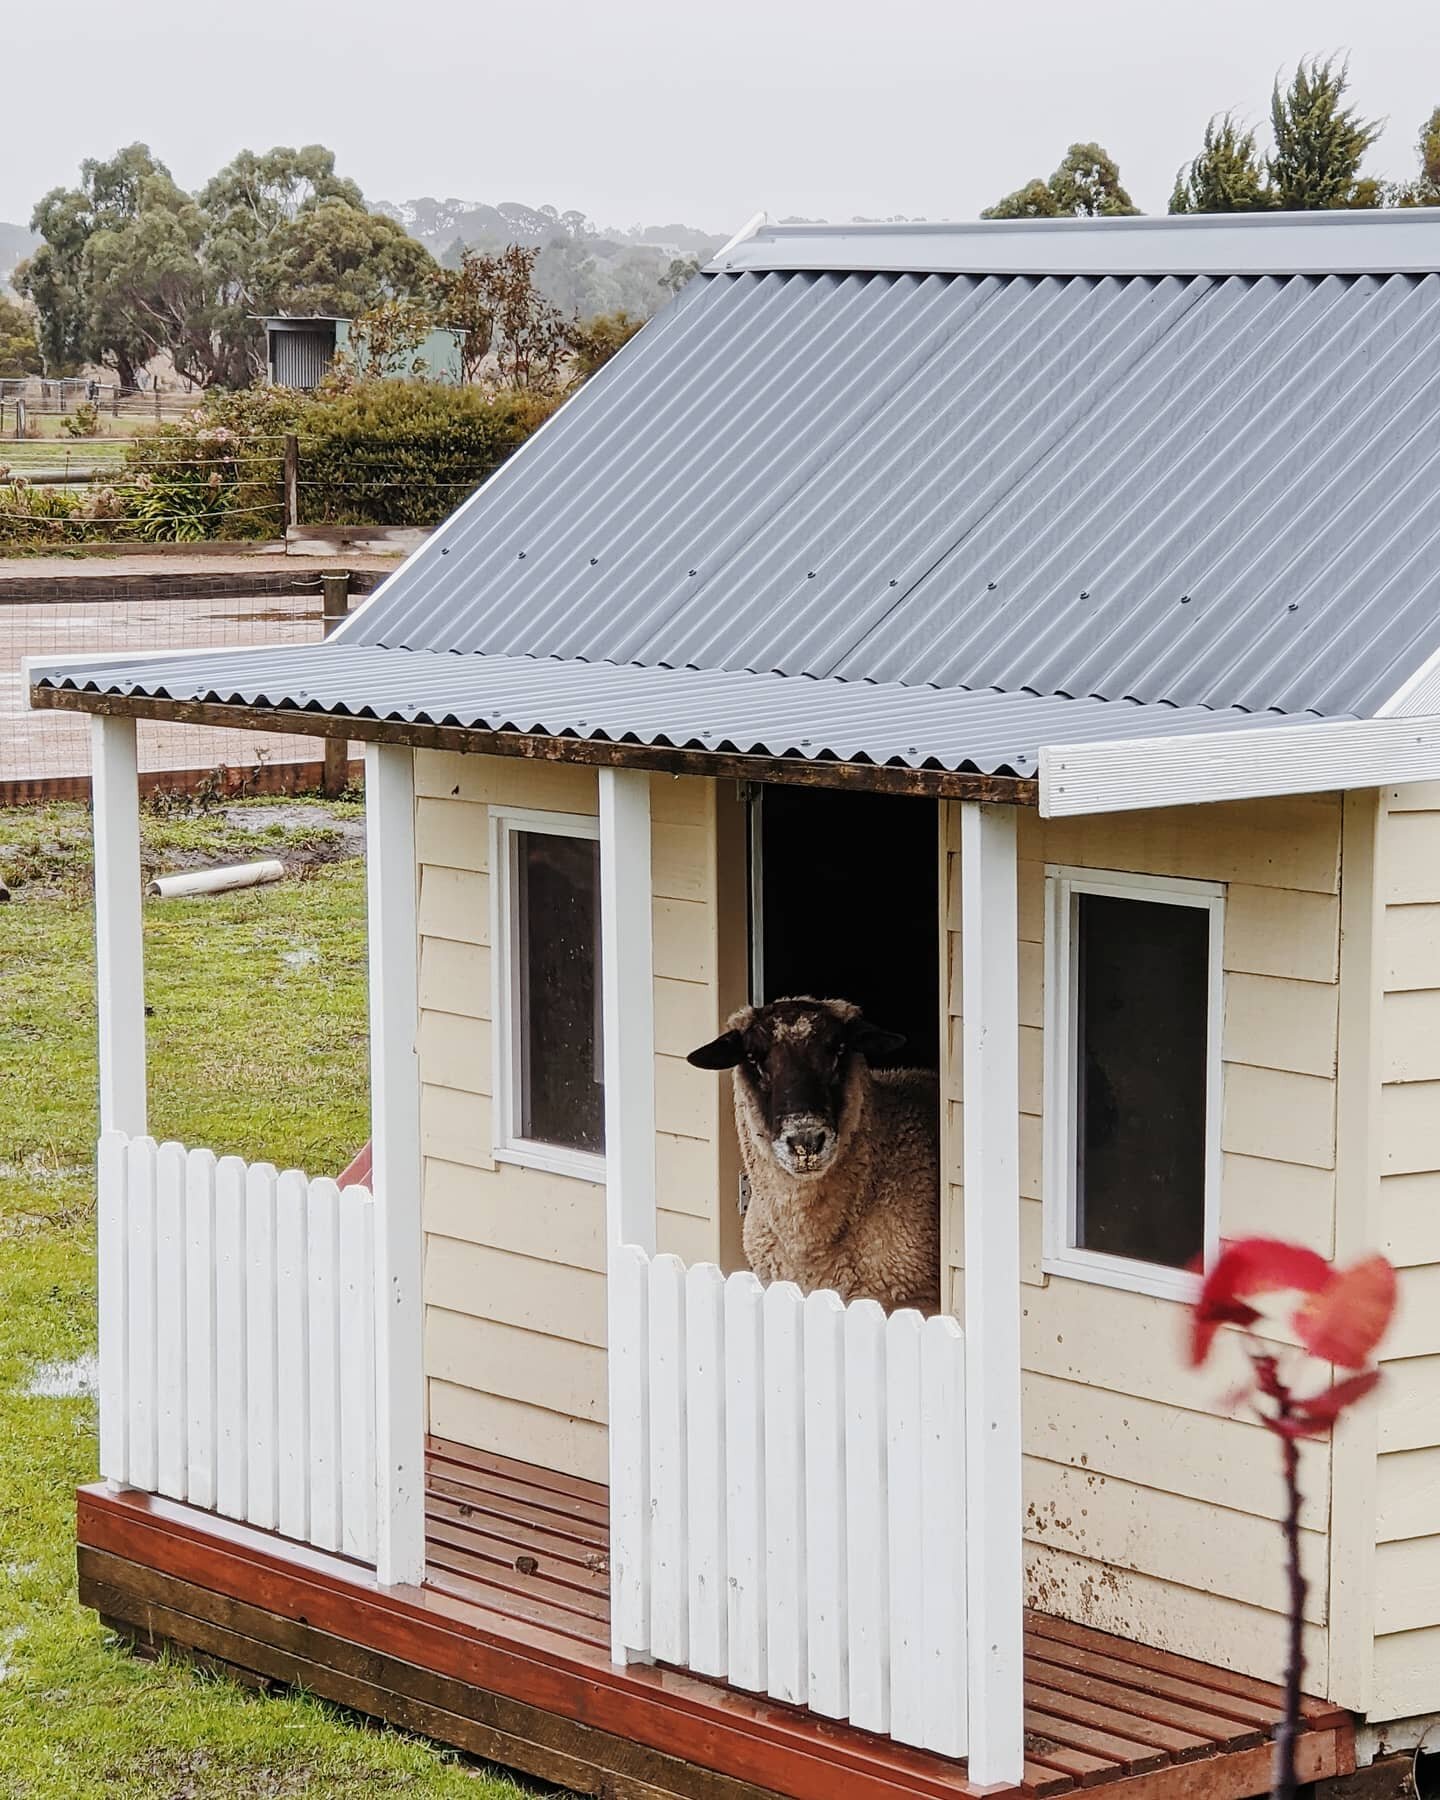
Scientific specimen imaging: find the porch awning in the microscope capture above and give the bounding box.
[27,642,1322,781]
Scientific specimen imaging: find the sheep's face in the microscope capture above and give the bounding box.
[687,997,906,1179]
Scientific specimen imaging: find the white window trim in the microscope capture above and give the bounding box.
[490,805,606,1185]
[1041,864,1224,1302]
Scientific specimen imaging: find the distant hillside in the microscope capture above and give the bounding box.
[376,197,724,319]
[0,221,39,290]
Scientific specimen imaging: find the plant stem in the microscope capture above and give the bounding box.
[1273,1427,1305,1800]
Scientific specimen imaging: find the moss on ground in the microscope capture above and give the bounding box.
[0,800,524,1799]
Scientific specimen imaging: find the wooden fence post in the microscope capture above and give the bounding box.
[320,570,351,797]
[282,433,299,534]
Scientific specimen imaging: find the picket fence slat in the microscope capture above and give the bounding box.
[648,1253,689,1666]
[275,1169,310,1545]
[921,1315,967,1758]
[214,1155,248,1520]
[96,1134,378,1567]
[845,1299,890,1735]
[763,1280,807,1707]
[612,1248,967,1762]
[245,1164,279,1532]
[154,1142,188,1500]
[685,1262,728,1679]
[886,1310,927,1749]
[125,1136,159,1494]
[183,1148,217,1510]
[723,1271,767,1693]
[97,1132,129,1485]
[307,1177,343,1553]
[805,1289,848,1718]
[339,1183,377,1562]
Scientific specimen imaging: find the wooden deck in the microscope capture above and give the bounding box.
[77,1438,1355,1800]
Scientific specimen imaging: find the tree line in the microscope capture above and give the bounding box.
[984,58,1438,219]
[7,143,655,391]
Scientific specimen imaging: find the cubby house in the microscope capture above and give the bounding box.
[31,209,1440,1800]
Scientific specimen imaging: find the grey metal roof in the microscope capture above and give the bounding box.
[27,645,1329,777]
[711,212,1440,277]
[338,244,1440,721]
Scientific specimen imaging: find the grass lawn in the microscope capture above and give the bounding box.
[1,439,131,472]
[0,799,526,1799]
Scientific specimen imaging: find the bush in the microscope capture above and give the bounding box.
[0,479,86,546]
[296,380,560,527]
[60,401,101,438]
[122,387,306,541]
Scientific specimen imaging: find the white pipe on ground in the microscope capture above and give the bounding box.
[146,860,284,899]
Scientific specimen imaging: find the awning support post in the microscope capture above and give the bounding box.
[959,800,1025,1786]
[91,713,147,1138]
[599,766,657,1664]
[365,741,426,1587]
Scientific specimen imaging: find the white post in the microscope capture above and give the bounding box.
[365,742,425,1587]
[959,801,1024,1786]
[599,765,657,1664]
[91,714,147,1138]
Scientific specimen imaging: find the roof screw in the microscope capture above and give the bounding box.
[688,568,697,577]
[1179,595,1191,605]
[807,571,817,579]
[1288,601,1300,613]
[1080,590,1090,600]
[889,578,899,587]
[440,546,449,556]
[987,581,998,591]
[589,556,599,565]
[517,550,526,560]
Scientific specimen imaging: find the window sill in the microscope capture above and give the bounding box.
[494,1141,606,1186]
[1042,1249,1202,1304]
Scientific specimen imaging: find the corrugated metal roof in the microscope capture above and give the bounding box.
[30,645,1329,777]
[711,211,1440,277]
[339,255,1440,720]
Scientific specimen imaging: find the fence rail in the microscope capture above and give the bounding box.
[98,1133,379,1565]
[611,1245,969,1757]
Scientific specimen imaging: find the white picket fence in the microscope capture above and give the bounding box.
[97,1132,379,1565]
[610,1245,968,1758]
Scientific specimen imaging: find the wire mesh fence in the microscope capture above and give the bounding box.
[1,575,338,790]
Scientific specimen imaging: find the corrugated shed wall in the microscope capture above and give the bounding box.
[348,267,1440,720]
[269,328,334,391]
[942,794,1345,1687]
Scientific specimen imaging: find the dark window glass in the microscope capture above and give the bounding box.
[515,831,604,1154]
[1075,892,1209,1270]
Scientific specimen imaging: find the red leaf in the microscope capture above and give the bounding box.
[1291,1369,1383,1428]
[1293,1257,1397,1369]
[1188,1238,1332,1366]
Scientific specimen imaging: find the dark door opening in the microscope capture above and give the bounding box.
[752,786,940,1070]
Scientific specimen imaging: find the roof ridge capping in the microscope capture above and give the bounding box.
[707,209,1440,279]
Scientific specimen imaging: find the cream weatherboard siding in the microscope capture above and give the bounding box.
[413,753,745,1483]
[1370,784,1440,1723]
[941,795,1344,1688]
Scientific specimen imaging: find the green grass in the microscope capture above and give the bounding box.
[0,799,525,1799]
[0,438,132,471]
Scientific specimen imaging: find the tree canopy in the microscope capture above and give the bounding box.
[15,142,437,386]
[983,143,1139,220]
[0,294,42,376]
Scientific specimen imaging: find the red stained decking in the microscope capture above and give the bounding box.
[77,1438,1354,1800]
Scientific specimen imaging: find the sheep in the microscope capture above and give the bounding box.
[687,996,940,1311]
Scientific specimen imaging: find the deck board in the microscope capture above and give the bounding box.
[72,1437,1355,1800]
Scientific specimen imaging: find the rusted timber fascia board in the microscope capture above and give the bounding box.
[30,684,1038,805]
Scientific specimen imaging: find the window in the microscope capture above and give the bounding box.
[492,808,605,1179]
[1043,867,1223,1300]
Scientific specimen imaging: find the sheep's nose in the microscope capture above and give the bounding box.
[786,1126,829,1159]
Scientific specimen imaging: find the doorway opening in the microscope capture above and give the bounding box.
[750,785,941,1070]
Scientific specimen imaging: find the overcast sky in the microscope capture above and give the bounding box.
[2,0,1434,231]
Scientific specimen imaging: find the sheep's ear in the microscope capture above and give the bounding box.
[688,1030,746,1070]
[847,1017,907,1062]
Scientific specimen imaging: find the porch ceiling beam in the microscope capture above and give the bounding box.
[90,714,147,1139]
[959,800,1025,1788]
[364,743,426,1589]
[30,686,1037,805]
[599,766,658,1668]
[1040,715,1440,816]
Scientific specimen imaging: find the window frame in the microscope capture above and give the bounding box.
[490,805,606,1184]
[1042,864,1224,1302]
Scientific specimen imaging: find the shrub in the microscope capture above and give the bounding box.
[296,380,560,526]
[60,401,101,438]
[0,480,86,546]
[122,387,306,541]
